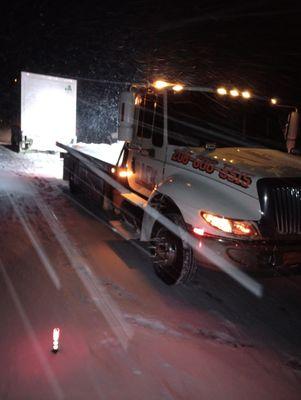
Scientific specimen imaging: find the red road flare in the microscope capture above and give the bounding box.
[52,328,60,352]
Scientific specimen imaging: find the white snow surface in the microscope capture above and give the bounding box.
[72,140,125,165]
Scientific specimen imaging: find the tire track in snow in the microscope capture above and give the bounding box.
[124,313,254,349]
[7,193,61,290]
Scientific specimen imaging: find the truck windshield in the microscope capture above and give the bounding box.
[167,91,291,150]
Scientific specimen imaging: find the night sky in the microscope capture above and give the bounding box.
[1,0,301,138]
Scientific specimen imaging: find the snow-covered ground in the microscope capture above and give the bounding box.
[0,145,301,400]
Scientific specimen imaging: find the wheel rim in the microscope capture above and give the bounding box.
[153,228,179,268]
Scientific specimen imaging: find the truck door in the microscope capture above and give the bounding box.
[127,92,165,198]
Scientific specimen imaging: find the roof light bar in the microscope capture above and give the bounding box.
[172,84,184,92]
[216,87,252,99]
[217,87,227,95]
[230,89,239,97]
[242,90,251,99]
[153,80,170,89]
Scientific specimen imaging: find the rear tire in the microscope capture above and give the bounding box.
[151,213,197,285]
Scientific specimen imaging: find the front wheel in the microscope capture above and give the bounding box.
[151,213,197,285]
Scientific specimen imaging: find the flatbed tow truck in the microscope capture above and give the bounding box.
[57,80,301,293]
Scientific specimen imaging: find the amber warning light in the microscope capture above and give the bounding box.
[52,328,60,353]
[153,80,170,89]
[118,169,133,178]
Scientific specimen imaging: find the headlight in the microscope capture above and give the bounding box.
[201,211,259,237]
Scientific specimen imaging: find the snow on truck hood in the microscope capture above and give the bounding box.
[169,146,301,198]
[203,147,301,177]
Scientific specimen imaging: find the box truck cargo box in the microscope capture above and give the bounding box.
[21,72,77,151]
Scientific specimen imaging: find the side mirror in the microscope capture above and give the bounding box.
[118,92,135,142]
[286,110,299,153]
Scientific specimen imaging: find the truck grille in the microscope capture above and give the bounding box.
[257,178,301,237]
[273,187,301,234]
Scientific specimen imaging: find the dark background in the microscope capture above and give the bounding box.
[1,0,301,141]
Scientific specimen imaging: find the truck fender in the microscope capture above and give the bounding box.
[140,192,183,242]
[140,172,261,241]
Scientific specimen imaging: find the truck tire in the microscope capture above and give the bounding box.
[151,213,197,285]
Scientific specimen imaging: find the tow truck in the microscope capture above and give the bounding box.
[57,80,301,286]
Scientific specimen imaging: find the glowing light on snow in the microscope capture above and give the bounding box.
[153,80,170,89]
[242,90,251,99]
[230,89,239,97]
[271,98,278,105]
[172,84,184,92]
[52,328,60,352]
[217,87,227,95]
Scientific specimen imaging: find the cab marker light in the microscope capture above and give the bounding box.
[111,167,116,174]
[230,89,239,97]
[153,80,170,89]
[242,90,251,99]
[52,328,60,353]
[173,84,184,92]
[217,87,227,95]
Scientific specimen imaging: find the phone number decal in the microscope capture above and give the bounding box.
[171,150,252,189]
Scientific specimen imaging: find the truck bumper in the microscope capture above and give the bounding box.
[194,236,301,271]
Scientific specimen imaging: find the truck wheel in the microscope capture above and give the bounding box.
[151,213,197,285]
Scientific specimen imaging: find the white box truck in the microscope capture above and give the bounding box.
[21,71,77,151]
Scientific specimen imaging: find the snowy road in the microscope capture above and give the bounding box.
[0,146,301,400]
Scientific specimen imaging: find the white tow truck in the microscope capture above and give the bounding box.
[57,80,301,285]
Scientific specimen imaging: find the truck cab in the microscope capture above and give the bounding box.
[126,91,166,198]
[117,82,301,284]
